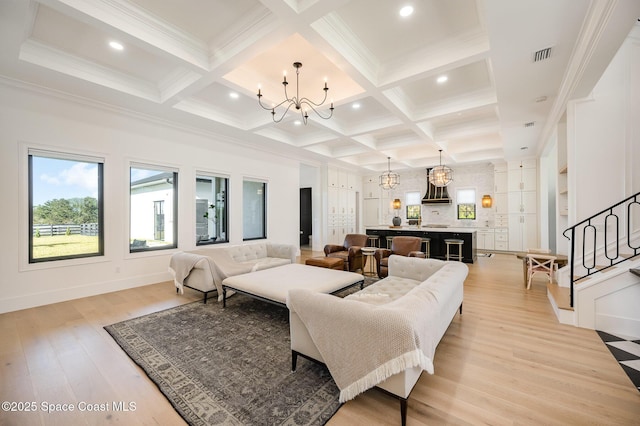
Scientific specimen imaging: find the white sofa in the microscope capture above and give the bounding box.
[169,242,296,302]
[287,255,468,426]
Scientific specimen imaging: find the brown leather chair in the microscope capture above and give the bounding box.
[324,234,369,272]
[374,236,425,278]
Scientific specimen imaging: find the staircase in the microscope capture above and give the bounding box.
[550,191,640,337]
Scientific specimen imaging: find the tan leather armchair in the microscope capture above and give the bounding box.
[324,234,369,272]
[374,236,425,278]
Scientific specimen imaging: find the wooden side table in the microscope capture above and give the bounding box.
[361,247,377,277]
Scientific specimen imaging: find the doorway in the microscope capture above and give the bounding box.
[300,187,312,247]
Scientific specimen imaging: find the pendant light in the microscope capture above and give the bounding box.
[429,150,453,187]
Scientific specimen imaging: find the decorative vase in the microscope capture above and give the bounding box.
[392,216,401,226]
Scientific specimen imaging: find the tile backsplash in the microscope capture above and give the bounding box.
[372,162,496,227]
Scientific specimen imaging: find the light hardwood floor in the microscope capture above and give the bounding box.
[1,253,638,425]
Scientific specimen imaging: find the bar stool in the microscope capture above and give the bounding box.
[444,238,464,261]
[386,236,394,249]
[421,238,431,258]
[366,235,380,248]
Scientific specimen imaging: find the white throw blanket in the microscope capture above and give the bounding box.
[169,249,257,300]
[185,249,256,301]
[168,252,204,294]
[288,284,441,402]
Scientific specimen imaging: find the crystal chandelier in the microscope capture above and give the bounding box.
[379,157,400,190]
[257,62,334,125]
[429,149,453,187]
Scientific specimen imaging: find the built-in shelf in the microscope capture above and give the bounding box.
[560,189,568,195]
[559,165,568,174]
[560,209,568,216]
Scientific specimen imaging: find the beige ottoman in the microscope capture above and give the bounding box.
[305,257,344,270]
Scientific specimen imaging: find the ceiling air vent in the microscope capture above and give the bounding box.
[533,47,552,62]
[524,121,535,128]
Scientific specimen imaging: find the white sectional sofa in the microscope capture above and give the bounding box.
[287,255,468,426]
[169,242,296,302]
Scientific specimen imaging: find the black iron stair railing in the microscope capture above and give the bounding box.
[563,191,640,307]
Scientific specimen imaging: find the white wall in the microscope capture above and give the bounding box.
[568,29,639,223]
[0,83,300,313]
[565,26,640,337]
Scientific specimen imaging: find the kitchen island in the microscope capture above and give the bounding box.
[366,226,477,263]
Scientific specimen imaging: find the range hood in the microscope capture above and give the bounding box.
[422,168,452,204]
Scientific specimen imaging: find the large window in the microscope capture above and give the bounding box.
[29,150,104,263]
[243,180,266,240]
[405,191,422,220]
[196,174,228,245]
[456,188,476,220]
[130,165,178,252]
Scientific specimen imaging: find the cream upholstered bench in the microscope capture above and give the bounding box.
[288,255,468,426]
[169,242,296,303]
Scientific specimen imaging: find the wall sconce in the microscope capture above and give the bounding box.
[392,199,401,226]
[481,194,493,208]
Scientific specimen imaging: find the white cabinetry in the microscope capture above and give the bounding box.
[363,176,379,199]
[327,167,359,245]
[494,164,508,193]
[493,163,509,216]
[507,160,538,251]
[494,228,509,251]
[477,228,495,250]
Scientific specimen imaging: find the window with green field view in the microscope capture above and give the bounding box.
[130,165,178,252]
[456,188,477,220]
[29,151,104,263]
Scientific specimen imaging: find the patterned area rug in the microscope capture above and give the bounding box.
[105,295,341,425]
[105,278,375,425]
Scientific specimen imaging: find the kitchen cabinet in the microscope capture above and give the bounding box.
[327,167,358,245]
[328,167,339,188]
[495,193,508,214]
[363,198,379,226]
[493,163,509,217]
[363,177,379,199]
[508,167,537,192]
[477,228,495,250]
[508,214,538,252]
[507,190,537,214]
[507,159,538,251]
[366,227,477,263]
[494,164,508,193]
[494,228,509,251]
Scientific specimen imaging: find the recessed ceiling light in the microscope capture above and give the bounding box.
[437,75,448,84]
[399,5,414,17]
[293,120,302,126]
[109,41,124,51]
[229,92,239,99]
[352,103,361,109]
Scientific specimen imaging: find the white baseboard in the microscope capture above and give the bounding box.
[595,313,640,340]
[0,272,173,314]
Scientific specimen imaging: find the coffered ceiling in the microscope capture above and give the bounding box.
[0,0,638,174]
